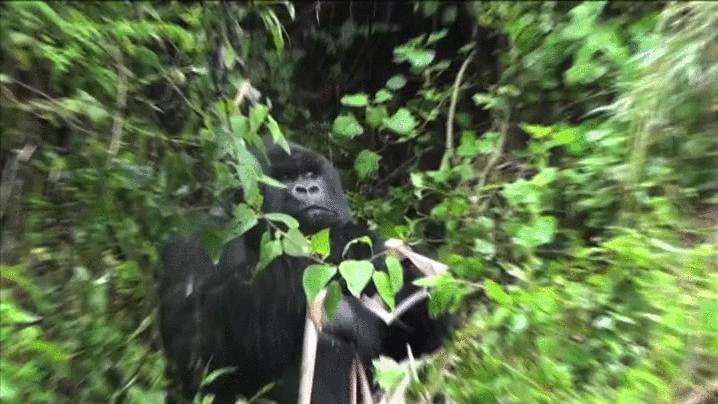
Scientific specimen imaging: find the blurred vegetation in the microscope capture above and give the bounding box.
[1,1,717,403]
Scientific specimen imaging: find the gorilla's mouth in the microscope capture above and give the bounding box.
[296,206,337,231]
[298,206,334,215]
[299,205,332,213]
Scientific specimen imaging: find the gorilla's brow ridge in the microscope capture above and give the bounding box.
[270,151,325,177]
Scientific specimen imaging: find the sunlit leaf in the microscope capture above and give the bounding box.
[386,75,407,90]
[354,150,382,179]
[382,108,417,136]
[302,264,337,301]
[484,279,512,306]
[512,216,558,248]
[373,271,395,310]
[374,89,393,104]
[332,113,364,139]
[264,212,299,229]
[340,93,369,107]
[310,228,330,259]
[372,357,406,391]
[385,256,404,293]
[366,106,388,128]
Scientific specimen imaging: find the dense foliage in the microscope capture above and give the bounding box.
[1,1,716,403]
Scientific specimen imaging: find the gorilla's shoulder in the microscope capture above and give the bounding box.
[327,221,383,262]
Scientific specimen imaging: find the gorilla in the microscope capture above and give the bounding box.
[158,141,452,403]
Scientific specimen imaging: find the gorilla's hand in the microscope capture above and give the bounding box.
[322,296,385,360]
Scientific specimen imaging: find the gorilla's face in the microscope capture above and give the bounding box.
[261,143,353,233]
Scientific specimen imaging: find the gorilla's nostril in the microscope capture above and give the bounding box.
[294,185,308,194]
[308,185,320,194]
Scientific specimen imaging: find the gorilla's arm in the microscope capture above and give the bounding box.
[381,263,454,360]
[158,237,231,398]
[159,232,309,401]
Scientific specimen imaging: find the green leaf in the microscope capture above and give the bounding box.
[513,216,558,248]
[383,108,417,136]
[266,115,290,154]
[501,179,540,206]
[338,260,375,297]
[354,150,382,179]
[393,45,435,69]
[472,93,498,110]
[457,131,495,158]
[413,274,440,288]
[427,29,448,45]
[258,174,286,189]
[257,231,282,271]
[342,236,373,258]
[565,60,609,84]
[340,93,369,107]
[521,123,553,138]
[235,147,262,207]
[332,113,364,139]
[366,106,388,128]
[231,204,258,237]
[302,264,337,301]
[473,238,496,257]
[484,279,512,306]
[324,281,343,319]
[249,104,269,134]
[374,89,393,104]
[373,271,395,310]
[260,9,285,51]
[385,256,404,293]
[282,228,311,257]
[373,357,406,391]
[310,228,331,259]
[264,212,299,229]
[201,367,236,387]
[386,75,407,90]
[230,114,249,138]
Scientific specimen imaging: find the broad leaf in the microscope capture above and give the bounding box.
[282,228,311,257]
[302,264,337,301]
[385,256,404,293]
[366,106,388,128]
[354,150,382,179]
[264,212,299,229]
[374,89,393,104]
[340,93,369,107]
[386,75,406,90]
[372,271,395,310]
[258,232,282,271]
[383,108,417,136]
[310,228,331,259]
[231,204,258,237]
[332,113,364,139]
[324,281,343,320]
[338,260,375,297]
[484,279,512,306]
[512,216,558,248]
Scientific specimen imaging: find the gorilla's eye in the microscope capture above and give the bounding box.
[306,171,317,179]
[278,174,294,182]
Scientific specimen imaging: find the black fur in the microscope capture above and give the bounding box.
[158,143,451,403]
